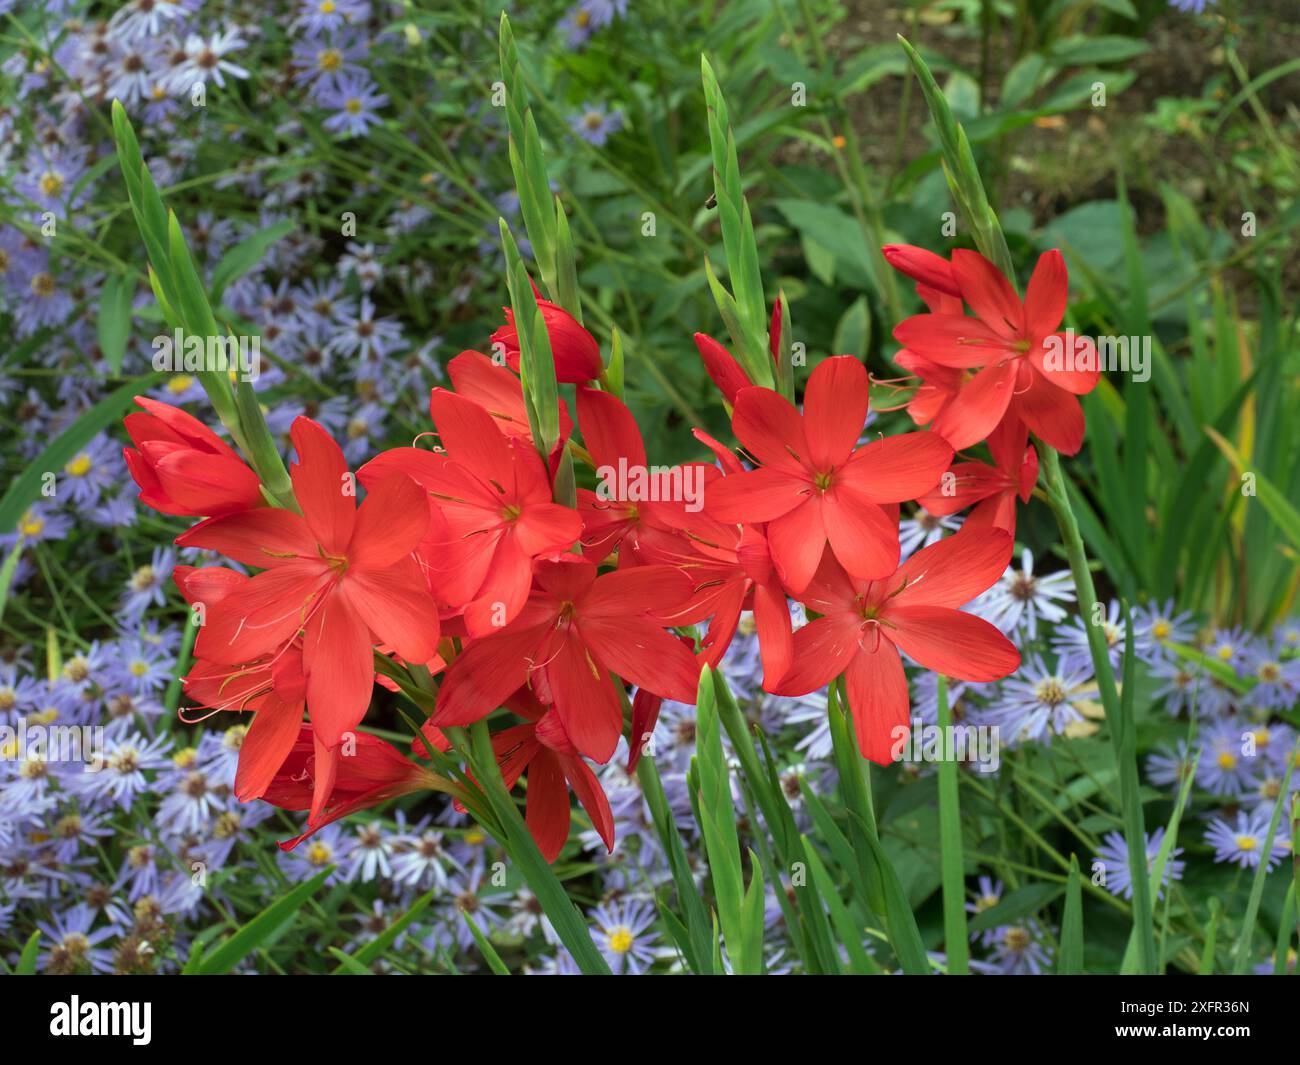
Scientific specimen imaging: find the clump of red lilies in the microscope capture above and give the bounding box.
[125,244,1096,861]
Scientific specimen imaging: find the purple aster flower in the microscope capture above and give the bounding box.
[67,731,172,809]
[1146,739,1195,789]
[974,919,1053,975]
[1169,0,1215,11]
[166,30,250,93]
[1196,718,1257,796]
[118,547,175,621]
[1093,827,1184,900]
[1204,809,1289,870]
[1243,641,1300,711]
[986,654,1096,744]
[899,508,963,559]
[971,547,1074,639]
[292,32,367,93]
[591,897,659,974]
[294,0,371,37]
[1132,599,1196,663]
[320,73,388,137]
[1051,599,1146,677]
[390,827,463,891]
[328,296,404,361]
[38,904,116,974]
[569,102,623,146]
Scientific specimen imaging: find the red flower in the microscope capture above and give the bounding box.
[263,726,451,852]
[693,332,751,407]
[705,355,953,592]
[882,243,962,298]
[773,529,1020,762]
[487,691,615,862]
[446,349,574,452]
[575,386,710,564]
[359,388,582,636]
[916,418,1038,537]
[123,396,262,517]
[434,557,700,763]
[174,565,308,803]
[892,249,1099,454]
[491,298,602,384]
[177,418,441,810]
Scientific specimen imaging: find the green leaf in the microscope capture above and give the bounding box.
[462,910,512,974]
[0,373,160,535]
[327,948,374,975]
[15,930,41,975]
[1231,738,1300,973]
[210,219,294,303]
[97,274,135,374]
[1049,35,1149,66]
[935,675,970,973]
[197,868,332,974]
[1058,856,1084,974]
[332,886,439,972]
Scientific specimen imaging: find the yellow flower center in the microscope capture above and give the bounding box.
[65,453,92,477]
[1235,835,1257,852]
[607,927,634,954]
[1216,751,1238,771]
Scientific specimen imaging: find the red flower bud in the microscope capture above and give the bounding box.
[123,397,262,517]
[491,299,602,384]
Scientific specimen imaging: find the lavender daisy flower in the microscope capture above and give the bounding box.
[1243,641,1300,711]
[328,295,404,361]
[292,32,367,93]
[591,897,659,974]
[1204,810,1289,870]
[1205,626,1253,672]
[68,732,172,809]
[1050,599,1140,677]
[169,30,251,92]
[1169,0,1215,12]
[1146,739,1196,789]
[1149,655,1205,716]
[986,654,1096,744]
[569,102,623,146]
[975,920,1053,975]
[974,548,1074,638]
[390,828,463,890]
[898,508,963,559]
[119,547,175,620]
[1132,598,1196,662]
[14,261,75,336]
[280,824,352,883]
[294,0,370,37]
[966,875,1004,946]
[1093,827,1184,900]
[108,0,186,41]
[320,74,388,137]
[1195,719,1256,796]
[38,904,117,974]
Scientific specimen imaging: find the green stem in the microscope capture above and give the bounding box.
[454,722,611,975]
[935,676,970,973]
[1039,444,1157,973]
